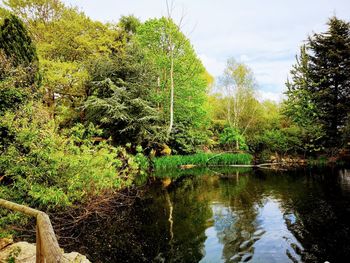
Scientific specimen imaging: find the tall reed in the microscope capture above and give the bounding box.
[153,153,253,170]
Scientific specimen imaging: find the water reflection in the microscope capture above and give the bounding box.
[64,168,350,263]
[200,181,303,262]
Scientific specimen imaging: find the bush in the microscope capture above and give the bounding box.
[0,51,37,115]
[219,127,248,150]
[169,123,209,154]
[134,145,150,175]
[0,104,141,211]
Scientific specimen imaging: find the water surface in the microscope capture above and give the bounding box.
[66,167,350,263]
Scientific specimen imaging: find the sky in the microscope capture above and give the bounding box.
[62,0,350,102]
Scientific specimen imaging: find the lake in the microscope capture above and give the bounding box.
[65,167,350,263]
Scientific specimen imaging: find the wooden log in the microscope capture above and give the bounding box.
[206,163,283,168]
[36,223,42,263]
[0,198,69,263]
[37,212,67,262]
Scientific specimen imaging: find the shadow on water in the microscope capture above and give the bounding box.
[63,167,350,263]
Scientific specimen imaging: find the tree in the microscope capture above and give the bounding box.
[3,0,64,35]
[285,17,350,150]
[136,17,210,137]
[3,0,123,122]
[284,46,325,154]
[118,15,141,39]
[0,14,37,66]
[219,58,258,150]
[0,14,38,114]
[84,43,164,145]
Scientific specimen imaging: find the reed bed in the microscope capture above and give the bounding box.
[153,153,253,170]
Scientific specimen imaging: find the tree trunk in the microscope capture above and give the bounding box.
[168,41,174,136]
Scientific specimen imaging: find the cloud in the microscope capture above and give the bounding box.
[63,0,350,97]
[258,90,285,103]
[198,54,225,77]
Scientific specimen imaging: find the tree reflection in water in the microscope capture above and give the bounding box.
[63,167,350,263]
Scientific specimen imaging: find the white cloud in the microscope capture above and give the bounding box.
[62,0,350,97]
[198,54,225,77]
[258,90,285,103]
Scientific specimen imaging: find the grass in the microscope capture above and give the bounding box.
[153,152,253,170]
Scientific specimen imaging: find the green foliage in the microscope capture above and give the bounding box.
[84,43,165,145]
[168,123,209,155]
[219,59,257,136]
[0,15,37,115]
[259,129,292,154]
[0,14,37,66]
[285,17,350,150]
[307,156,328,167]
[0,14,38,115]
[342,115,350,145]
[3,0,65,25]
[0,85,27,114]
[3,0,122,122]
[137,17,211,150]
[118,15,141,36]
[0,104,141,210]
[134,145,149,175]
[153,153,253,170]
[0,51,38,115]
[219,127,248,150]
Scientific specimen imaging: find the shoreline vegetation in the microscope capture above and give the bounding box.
[152,152,348,172]
[153,153,253,170]
[0,0,349,261]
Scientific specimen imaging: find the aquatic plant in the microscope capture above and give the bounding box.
[153,153,253,170]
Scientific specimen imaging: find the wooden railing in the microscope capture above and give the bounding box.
[0,198,69,263]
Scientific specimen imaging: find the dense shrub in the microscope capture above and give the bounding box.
[0,51,37,114]
[0,104,141,211]
[168,123,210,155]
[219,127,248,151]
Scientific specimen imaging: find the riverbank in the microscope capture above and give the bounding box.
[152,152,348,172]
[1,150,348,261]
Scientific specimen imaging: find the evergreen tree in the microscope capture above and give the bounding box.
[285,17,350,150]
[308,17,350,147]
[84,43,164,145]
[0,14,37,66]
[0,14,38,114]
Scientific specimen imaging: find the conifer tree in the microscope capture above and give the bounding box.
[0,14,38,113]
[285,17,350,149]
[0,14,37,66]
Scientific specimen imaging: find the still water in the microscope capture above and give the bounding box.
[67,167,350,263]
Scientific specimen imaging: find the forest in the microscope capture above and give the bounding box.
[0,0,350,251]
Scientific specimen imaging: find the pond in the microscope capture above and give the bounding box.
[65,167,350,263]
